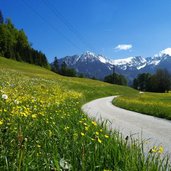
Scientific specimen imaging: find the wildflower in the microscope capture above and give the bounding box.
[37,144,41,148]
[95,131,99,135]
[81,132,85,136]
[92,121,97,126]
[32,114,37,119]
[2,94,8,100]
[83,122,87,126]
[85,126,89,131]
[60,158,71,170]
[158,146,164,154]
[0,120,3,125]
[98,138,102,143]
[14,100,19,104]
[150,146,157,153]
[24,137,28,142]
[64,126,69,131]
[104,135,109,139]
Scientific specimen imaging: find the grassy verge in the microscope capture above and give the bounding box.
[113,92,171,120]
[0,57,170,170]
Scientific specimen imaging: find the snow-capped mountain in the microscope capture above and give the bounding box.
[59,51,111,79]
[62,51,110,66]
[110,56,147,70]
[58,48,171,83]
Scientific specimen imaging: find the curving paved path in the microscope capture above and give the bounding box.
[82,96,171,158]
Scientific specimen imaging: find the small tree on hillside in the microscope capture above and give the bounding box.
[51,57,59,73]
[154,69,171,93]
[59,61,76,77]
[133,73,152,91]
[104,73,127,85]
[60,61,67,75]
[0,10,4,24]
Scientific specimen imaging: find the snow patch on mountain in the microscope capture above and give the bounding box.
[146,57,161,66]
[157,48,171,57]
[111,57,134,65]
[137,63,146,70]
[98,55,108,63]
[110,56,147,70]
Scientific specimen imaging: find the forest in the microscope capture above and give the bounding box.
[0,10,49,68]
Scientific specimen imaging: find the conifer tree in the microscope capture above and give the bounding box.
[0,10,4,24]
[52,57,59,73]
[60,61,67,75]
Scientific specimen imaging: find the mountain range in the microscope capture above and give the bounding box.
[58,48,171,84]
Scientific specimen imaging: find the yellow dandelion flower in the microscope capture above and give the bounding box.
[104,135,109,139]
[83,122,87,126]
[98,138,102,144]
[95,132,99,135]
[0,120,3,125]
[85,126,89,131]
[149,146,157,153]
[158,146,164,154]
[37,144,41,148]
[81,132,85,136]
[92,121,97,126]
[32,114,37,119]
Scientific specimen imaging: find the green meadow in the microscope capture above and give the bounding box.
[113,92,171,120]
[0,57,170,170]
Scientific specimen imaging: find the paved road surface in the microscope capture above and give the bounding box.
[82,96,171,158]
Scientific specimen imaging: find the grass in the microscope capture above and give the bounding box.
[113,92,171,120]
[0,57,170,170]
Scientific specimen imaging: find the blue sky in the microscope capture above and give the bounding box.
[1,0,171,62]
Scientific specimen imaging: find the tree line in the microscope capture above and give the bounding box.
[0,10,49,68]
[51,56,129,85]
[133,69,171,93]
[51,57,77,77]
[104,73,127,85]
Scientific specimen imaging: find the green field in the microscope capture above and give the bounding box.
[0,57,170,170]
[113,92,171,120]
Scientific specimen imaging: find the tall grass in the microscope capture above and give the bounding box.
[113,93,171,120]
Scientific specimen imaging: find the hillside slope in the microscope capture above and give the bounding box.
[0,56,169,170]
[0,57,138,102]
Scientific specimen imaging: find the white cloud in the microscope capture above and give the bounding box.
[115,44,132,51]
